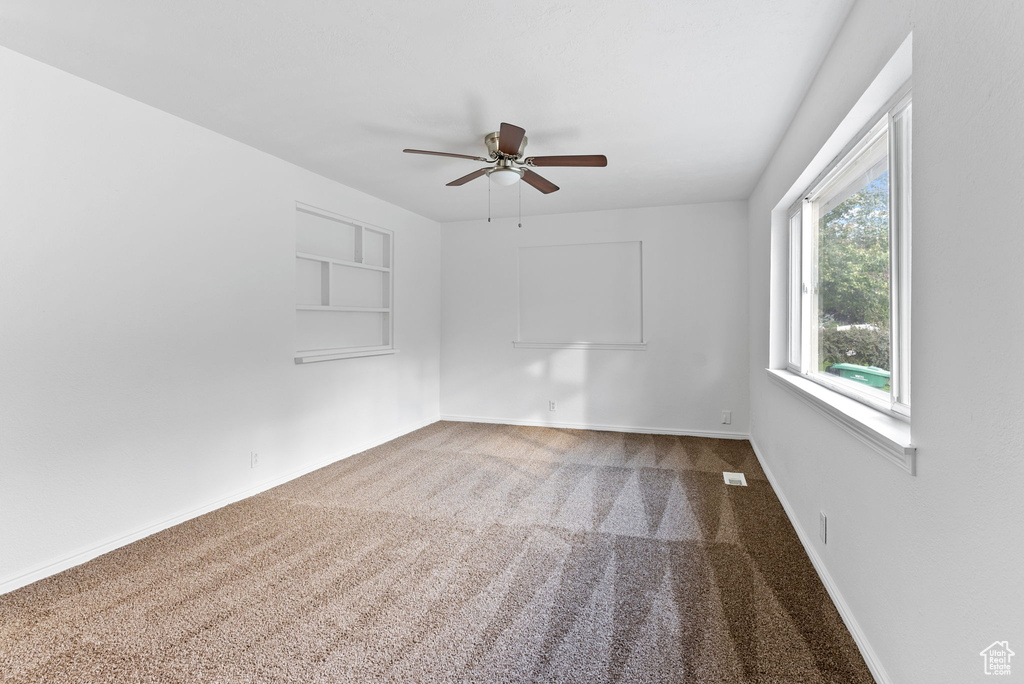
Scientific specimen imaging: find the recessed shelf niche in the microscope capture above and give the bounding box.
[294,203,395,363]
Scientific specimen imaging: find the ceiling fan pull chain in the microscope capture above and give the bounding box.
[488,180,491,222]
[518,180,522,228]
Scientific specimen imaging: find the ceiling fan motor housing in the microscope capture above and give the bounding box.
[485,131,528,159]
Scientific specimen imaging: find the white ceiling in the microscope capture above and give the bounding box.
[0,0,853,222]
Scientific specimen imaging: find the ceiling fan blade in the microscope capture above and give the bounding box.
[526,155,608,167]
[404,148,489,162]
[498,122,526,156]
[522,169,560,194]
[446,168,489,186]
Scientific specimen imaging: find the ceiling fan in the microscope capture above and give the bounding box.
[403,122,607,194]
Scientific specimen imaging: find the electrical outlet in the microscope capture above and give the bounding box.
[549,400,556,411]
[721,410,732,425]
[820,511,828,544]
[251,452,259,468]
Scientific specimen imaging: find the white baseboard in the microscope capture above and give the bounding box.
[440,414,749,440]
[748,437,890,684]
[0,416,440,596]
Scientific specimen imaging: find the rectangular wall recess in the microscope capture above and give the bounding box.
[294,203,394,363]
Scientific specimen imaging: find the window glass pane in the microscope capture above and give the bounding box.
[813,134,891,399]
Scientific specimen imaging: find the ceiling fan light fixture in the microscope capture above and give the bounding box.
[488,167,523,186]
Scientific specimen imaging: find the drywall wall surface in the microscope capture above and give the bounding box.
[440,202,749,436]
[747,1,1024,682]
[0,46,441,589]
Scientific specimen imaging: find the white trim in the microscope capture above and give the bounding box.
[638,241,644,338]
[295,348,398,364]
[792,364,903,420]
[512,341,647,351]
[766,369,915,474]
[440,414,748,439]
[803,116,888,205]
[888,93,913,411]
[749,437,892,684]
[0,416,439,596]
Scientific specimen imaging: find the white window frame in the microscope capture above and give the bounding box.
[787,89,912,420]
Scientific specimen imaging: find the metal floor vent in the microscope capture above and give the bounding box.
[723,472,748,486]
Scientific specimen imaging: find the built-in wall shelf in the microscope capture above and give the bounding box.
[297,305,390,313]
[294,203,394,363]
[295,251,391,273]
[295,347,398,364]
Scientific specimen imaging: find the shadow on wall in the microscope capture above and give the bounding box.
[523,352,587,424]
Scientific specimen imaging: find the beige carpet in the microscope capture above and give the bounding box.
[0,422,874,683]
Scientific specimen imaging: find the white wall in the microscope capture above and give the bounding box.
[748,1,1024,682]
[0,46,441,592]
[441,202,749,436]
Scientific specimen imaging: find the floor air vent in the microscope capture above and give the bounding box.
[723,472,747,486]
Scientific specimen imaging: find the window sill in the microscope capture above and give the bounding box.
[512,341,647,351]
[766,368,915,474]
[295,348,398,364]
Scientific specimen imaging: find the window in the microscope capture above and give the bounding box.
[787,91,911,417]
[293,203,395,363]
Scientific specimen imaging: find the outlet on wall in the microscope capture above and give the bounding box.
[549,400,556,412]
[721,410,732,425]
[250,452,259,468]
